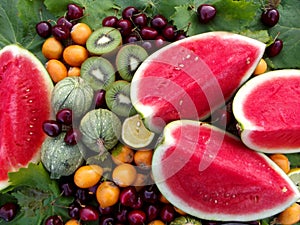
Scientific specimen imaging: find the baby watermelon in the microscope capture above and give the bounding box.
[233,69,300,153]
[152,120,300,221]
[131,31,265,133]
[0,45,53,190]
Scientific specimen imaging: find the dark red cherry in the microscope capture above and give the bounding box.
[160,204,176,222]
[94,89,107,109]
[42,120,62,137]
[44,215,64,225]
[133,13,148,28]
[64,128,81,145]
[0,202,18,222]
[175,31,187,40]
[122,6,139,19]
[140,27,158,40]
[56,108,73,125]
[102,16,119,27]
[36,21,52,38]
[197,4,217,24]
[57,17,73,31]
[115,207,129,223]
[127,210,147,225]
[52,24,70,41]
[150,15,168,30]
[117,19,133,36]
[66,3,84,20]
[68,203,81,219]
[79,205,99,221]
[124,33,140,43]
[145,204,160,222]
[266,39,283,57]
[119,186,138,207]
[162,25,176,41]
[99,216,115,225]
[261,8,279,27]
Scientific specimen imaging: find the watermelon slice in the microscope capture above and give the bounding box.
[233,69,300,153]
[152,120,300,221]
[0,45,53,190]
[131,32,265,133]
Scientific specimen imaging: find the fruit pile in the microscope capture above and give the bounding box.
[1,1,300,225]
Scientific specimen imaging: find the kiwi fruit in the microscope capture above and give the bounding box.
[116,44,149,81]
[86,27,122,55]
[105,80,137,117]
[80,56,116,91]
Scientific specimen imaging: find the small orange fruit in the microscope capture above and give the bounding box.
[71,23,92,45]
[42,37,64,59]
[63,45,89,67]
[45,59,68,83]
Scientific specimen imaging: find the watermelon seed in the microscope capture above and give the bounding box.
[282,187,287,192]
[194,56,199,61]
[246,57,251,64]
[186,54,191,59]
[178,63,184,68]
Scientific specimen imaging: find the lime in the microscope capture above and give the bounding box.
[288,168,300,202]
[121,114,155,149]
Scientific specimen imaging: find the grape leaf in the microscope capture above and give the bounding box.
[44,0,116,30]
[171,0,264,36]
[0,0,54,62]
[266,0,300,69]
[2,163,58,194]
[0,163,73,225]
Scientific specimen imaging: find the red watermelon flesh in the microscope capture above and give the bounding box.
[131,32,265,132]
[0,45,53,189]
[233,69,300,153]
[152,120,300,221]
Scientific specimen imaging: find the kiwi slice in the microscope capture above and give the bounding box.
[80,56,115,91]
[105,80,137,117]
[116,44,149,81]
[86,27,122,55]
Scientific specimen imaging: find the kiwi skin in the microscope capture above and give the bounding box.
[80,56,116,91]
[86,27,122,55]
[116,44,149,81]
[105,80,137,117]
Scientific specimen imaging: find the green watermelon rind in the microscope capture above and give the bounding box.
[152,120,300,221]
[0,44,54,190]
[131,31,266,133]
[232,69,300,154]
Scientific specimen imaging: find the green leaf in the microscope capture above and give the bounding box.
[0,1,19,46]
[267,0,300,69]
[287,153,300,168]
[172,0,263,36]
[0,0,54,62]
[0,163,73,225]
[2,163,59,194]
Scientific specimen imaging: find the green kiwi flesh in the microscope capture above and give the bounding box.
[80,56,116,91]
[105,80,137,117]
[116,44,149,81]
[86,27,122,55]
